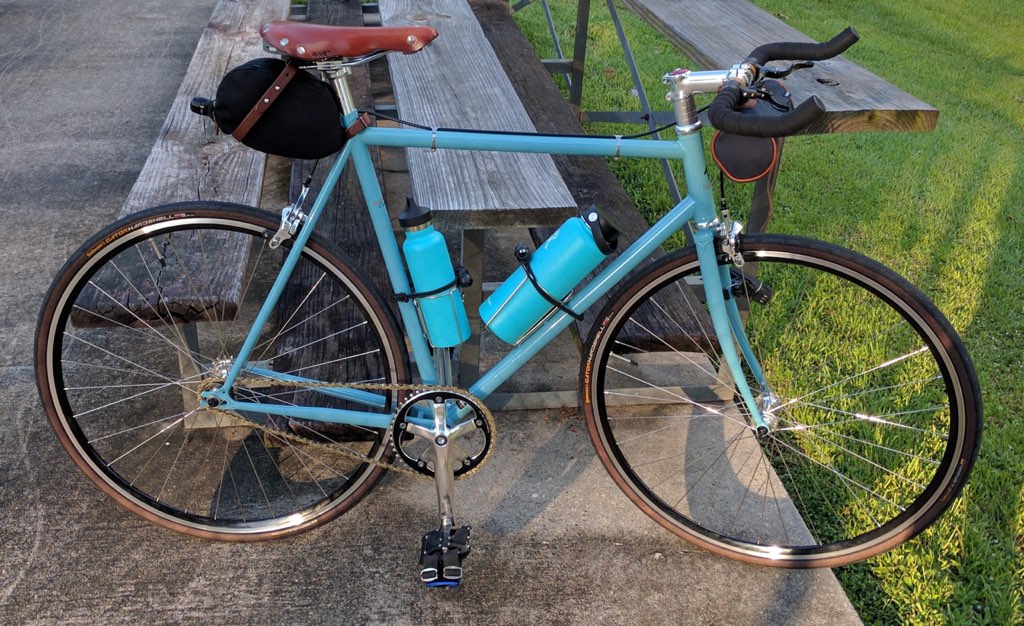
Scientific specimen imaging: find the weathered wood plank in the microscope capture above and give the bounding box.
[621,0,938,133]
[380,0,576,228]
[470,0,710,346]
[69,227,248,328]
[78,0,289,328]
[119,0,290,217]
[287,0,389,291]
[281,0,392,302]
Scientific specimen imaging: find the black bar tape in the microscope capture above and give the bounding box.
[708,81,825,137]
[746,27,860,66]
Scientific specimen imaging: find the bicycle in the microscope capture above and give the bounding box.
[36,21,981,585]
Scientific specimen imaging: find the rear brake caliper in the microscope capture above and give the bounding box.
[269,181,311,249]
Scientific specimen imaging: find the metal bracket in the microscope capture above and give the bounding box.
[309,50,390,71]
[720,218,745,267]
[269,183,311,249]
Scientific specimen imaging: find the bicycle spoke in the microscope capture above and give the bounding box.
[43,209,403,538]
[780,401,945,436]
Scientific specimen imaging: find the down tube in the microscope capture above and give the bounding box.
[470,197,698,400]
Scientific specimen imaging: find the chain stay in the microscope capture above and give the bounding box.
[203,378,496,480]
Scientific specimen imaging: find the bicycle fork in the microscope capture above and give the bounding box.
[693,227,773,434]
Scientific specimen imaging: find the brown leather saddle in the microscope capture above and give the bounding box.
[260,21,439,61]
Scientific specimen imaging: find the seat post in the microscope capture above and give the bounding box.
[322,66,357,115]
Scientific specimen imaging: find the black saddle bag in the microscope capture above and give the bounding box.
[213,58,345,160]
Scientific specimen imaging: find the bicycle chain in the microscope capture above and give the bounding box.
[203,378,496,480]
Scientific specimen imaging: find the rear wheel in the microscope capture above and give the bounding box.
[36,203,408,540]
[581,234,981,567]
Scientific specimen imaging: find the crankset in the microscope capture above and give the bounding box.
[392,389,493,478]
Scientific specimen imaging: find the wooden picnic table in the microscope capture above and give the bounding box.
[110,0,941,395]
[375,0,942,396]
[380,0,578,386]
[111,0,940,408]
[534,0,938,134]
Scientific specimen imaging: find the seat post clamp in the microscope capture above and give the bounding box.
[345,112,374,139]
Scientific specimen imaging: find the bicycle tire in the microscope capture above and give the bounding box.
[580,233,981,567]
[36,202,409,541]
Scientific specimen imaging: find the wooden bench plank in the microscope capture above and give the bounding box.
[287,0,389,291]
[274,0,398,399]
[382,0,579,385]
[76,0,290,328]
[380,0,576,229]
[470,0,711,348]
[621,0,938,133]
[120,0,291,216]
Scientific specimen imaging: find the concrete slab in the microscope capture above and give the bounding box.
[1,369,859,625]
[0,2,862,624]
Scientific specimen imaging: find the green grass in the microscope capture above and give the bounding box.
[514,1,1024,624]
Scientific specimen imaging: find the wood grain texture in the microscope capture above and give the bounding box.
[273,0,400,407]
[470,0,710,344]
[286,0,391,310]
[380,0,576,228]
[71,225,248,328]
[79,0,289,325]
[289,0,387,287]
[119,0,291,217]
[622,0,938,133]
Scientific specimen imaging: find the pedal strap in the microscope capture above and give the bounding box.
[233,59,300,142]
[419,526,472,586]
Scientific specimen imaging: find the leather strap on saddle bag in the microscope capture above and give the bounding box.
[232,59,301,142]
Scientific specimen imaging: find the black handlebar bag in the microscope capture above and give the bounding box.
[213,58,345,160]
[710,79,793,182]
[710,79,792,233]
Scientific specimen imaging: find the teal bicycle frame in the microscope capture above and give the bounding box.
[202,107,769,431]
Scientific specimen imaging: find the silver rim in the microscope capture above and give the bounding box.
[590,243,969,564]
[44,212,400,535]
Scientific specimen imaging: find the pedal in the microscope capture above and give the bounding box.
[729,268,772,305]
[419,525,471,588]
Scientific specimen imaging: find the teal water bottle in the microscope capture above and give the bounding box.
[480,206,619,344]
[400,198,471,348]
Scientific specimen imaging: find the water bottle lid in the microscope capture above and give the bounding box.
[399,196,433,229]
[582,206,620,255]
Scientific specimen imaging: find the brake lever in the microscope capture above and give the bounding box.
[739,87,792,113]
[758,60,815,79]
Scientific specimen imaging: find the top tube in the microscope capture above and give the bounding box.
[359,125,689,162]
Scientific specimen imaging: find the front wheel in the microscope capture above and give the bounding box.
[581,234,981,567]
[36,203,409,540]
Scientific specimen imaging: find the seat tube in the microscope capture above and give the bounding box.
[347,130,437,384]
[694,228,768,432]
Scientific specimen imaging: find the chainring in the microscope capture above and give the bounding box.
[392,389,494,479]
[200,376,495,479]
